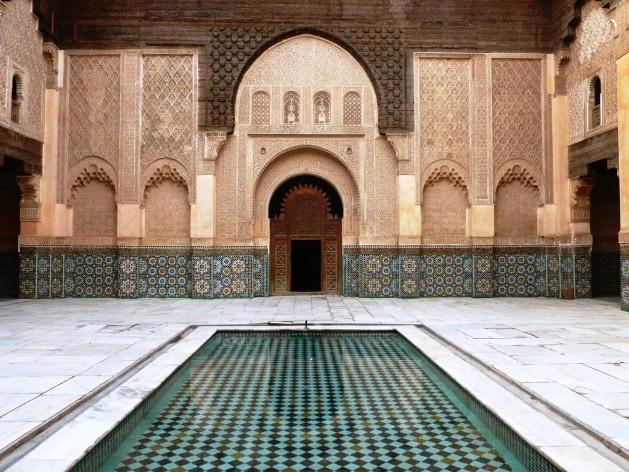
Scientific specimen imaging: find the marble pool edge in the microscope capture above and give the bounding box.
[5,324,624,472]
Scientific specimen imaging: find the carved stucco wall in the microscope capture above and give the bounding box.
[422,180,468,238]
[415,53,547,237]
[61,50,197,234]
[495,180,540,238]
[566,0,620,145]
[216,35,395,244]
[144,180,190,238]
[71,180,117,237]
[0,0,45,140]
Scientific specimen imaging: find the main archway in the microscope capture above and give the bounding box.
[269,175,343,294]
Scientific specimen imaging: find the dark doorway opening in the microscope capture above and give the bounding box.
[589,161,620,297]
[291,240,321,292]
[0,159,21,298]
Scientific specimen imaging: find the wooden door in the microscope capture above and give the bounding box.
[270,184,341,294]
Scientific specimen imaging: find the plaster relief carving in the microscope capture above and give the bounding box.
[418,58,471,173]
[492,58,543,173]
[566,1,619,144]
[67,55,121,170]
[204,131,227,161]
[253,149,360,240]
[141,54,194,171]
[69,159,117,200]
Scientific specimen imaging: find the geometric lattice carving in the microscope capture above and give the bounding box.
[70,163,116,199]
[492,59,542,171]
[313,91,330,125]
[419,58,471,171]
[283,91,300,125]
[343,92,361,126]
[497,165,538,190]
[67,55,121,169]
[206,27,405,131]
[141,55,194,170]
[251,91,270,125]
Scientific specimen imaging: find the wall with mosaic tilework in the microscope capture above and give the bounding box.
[343,245,592,300]
[621,246,629,311]
[19,244,592,301]
[19,246,269,299]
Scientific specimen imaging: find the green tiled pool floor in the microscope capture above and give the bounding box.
[99,332,533,471]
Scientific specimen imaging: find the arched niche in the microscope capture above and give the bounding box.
[235,34,378,129]
[253,148,359,243]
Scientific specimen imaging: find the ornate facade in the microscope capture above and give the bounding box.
[1,0,628,307]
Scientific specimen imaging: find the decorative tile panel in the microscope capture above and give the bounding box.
[212,255,253,298]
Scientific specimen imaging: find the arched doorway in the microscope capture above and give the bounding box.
[269,175,343,294]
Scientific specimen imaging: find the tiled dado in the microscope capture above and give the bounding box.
[19,246,269,299]
[343,245,592,299]
[622,245,629,311]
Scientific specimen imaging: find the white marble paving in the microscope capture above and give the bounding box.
[1,296,629,468]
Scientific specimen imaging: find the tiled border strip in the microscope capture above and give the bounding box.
[7,326,624,472]
[0,324,190,464]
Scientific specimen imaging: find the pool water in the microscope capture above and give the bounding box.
[94,332,553,471]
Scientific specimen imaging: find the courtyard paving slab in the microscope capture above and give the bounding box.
[0,295,628,464]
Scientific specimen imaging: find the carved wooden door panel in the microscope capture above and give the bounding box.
[270,184,341,294]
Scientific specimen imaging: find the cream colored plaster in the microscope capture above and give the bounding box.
[552,94,571,236]
[190,175,215,239]
[618,52,629,239]
[397,175,421,242]
[539,204,558,236]
[466,205,494,237]
[117,204,143,238]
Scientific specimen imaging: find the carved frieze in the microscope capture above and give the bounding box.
[16,174,41,222]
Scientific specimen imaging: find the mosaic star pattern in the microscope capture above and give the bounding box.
[102,332,521,471]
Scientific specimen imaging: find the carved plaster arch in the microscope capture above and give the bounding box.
[495,160,542,205]
[69,156,117,202]
[421,161,469,204]
[233,30,383,127]
[142,158,191,204]
[253,148,360,239]
[254,144,361,196]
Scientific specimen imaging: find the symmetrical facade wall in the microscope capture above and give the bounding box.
[15,0,629,303]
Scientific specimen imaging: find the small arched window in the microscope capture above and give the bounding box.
[313,91,330,125]
[343,92,361,125]
[588,75,602,130]
[11,74,24,124]
[283,91,300,125]
[251,91,270,126]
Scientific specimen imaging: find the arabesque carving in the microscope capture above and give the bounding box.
[67,55,121,169]
[16,175,41,222]
[423,163,467,191]
[496,164,539,192]
[492,58,543,172]
[569,177,594,223]
[141,54,194,171]
[418,58,471,172]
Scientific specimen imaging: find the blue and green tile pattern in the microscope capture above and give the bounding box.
[81,332,558,472]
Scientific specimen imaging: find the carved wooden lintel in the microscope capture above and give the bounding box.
[204,131,227,161]
[16,175,41,222]
[569,177,594,224]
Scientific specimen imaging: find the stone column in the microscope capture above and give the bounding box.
[117,52,142,240]
[190,132,225,241]
[388,133,422,243]
[618,52,629,309]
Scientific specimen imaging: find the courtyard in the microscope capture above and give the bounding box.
[0,296,629,469]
